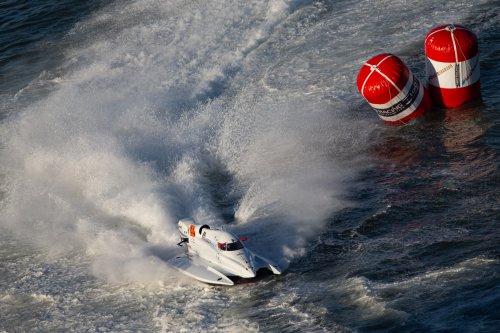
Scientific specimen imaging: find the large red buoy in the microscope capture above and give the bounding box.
[357,53,431,124]
[425,24,481,108]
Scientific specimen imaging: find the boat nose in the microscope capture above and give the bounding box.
[228,251,256,278]
[238,256,256,278]
[239,265,256,278]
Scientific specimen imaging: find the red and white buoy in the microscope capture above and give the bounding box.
[425,24,481,108]
[357,53,431,124]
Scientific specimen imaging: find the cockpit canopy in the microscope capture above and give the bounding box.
[202,229,245,251]
[217,241,244,251]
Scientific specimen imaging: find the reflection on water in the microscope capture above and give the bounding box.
[372,103,495,177]
[442,104,497,182]
[366,102,498,218]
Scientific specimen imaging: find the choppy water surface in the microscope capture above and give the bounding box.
[0,0,499,332]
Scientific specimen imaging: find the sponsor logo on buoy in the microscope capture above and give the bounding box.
[425,24,481,108]
[357,53,431,124]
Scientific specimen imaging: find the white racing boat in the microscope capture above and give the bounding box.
[169,219,282,285]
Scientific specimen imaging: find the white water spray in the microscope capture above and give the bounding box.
[0,0,369,282]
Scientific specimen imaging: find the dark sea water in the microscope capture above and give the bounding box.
[0,0,499,332]
[0,0,104,95]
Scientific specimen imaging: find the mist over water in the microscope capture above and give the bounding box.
[1,0,499,332]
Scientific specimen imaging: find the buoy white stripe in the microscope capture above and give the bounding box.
[368,72,414,109]
[426,55,480,89]
[377,82,424,122]
[360,54,393,96]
